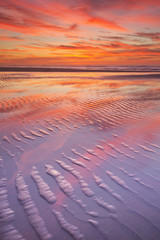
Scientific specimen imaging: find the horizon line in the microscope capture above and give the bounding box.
[0,66,160,73]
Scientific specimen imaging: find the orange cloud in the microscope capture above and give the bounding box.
[87,16,128,32]
[0,35,22,41]
[0,0,159,66]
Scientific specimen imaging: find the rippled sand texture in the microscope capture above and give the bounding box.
[0,71,160,240]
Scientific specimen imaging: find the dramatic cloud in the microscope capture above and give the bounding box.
[0,0,159,66]
[136,32,160,41]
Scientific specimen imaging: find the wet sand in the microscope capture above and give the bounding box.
[0,71,160,240]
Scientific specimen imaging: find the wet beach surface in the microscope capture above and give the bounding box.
[0,71,160,240]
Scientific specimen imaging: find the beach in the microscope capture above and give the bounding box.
[0,71,160,240]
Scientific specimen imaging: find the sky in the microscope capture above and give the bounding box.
[0,0,160,67]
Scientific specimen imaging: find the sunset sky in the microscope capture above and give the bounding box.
[0,0,160,66]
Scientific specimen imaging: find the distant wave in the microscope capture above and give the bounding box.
[101,73,160,80]
[0,66,160,72]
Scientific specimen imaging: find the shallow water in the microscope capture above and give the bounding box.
[0,71,160,240]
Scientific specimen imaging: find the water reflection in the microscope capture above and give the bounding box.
[0,71,160,240]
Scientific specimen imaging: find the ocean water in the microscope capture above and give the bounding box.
[0,71,160,240]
